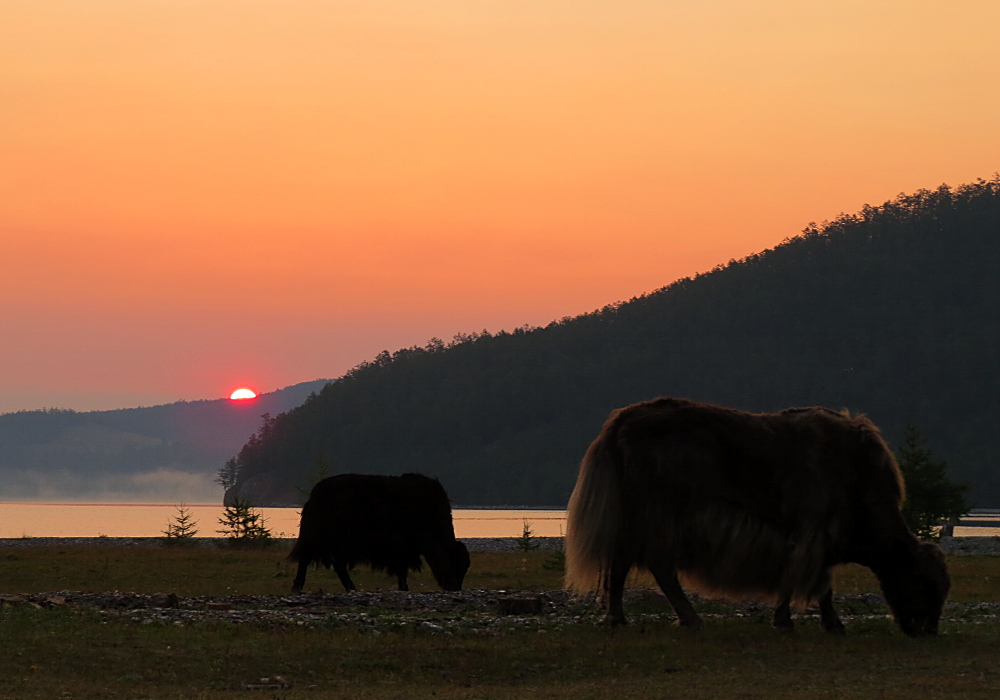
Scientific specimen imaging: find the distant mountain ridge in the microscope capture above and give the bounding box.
[225,179,1000,507]
[0,379,330,501]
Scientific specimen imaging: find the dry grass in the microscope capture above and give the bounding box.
[2,545,998,600]
[0,546,998,699]
[0,545,568,596]
[1,605,999,699]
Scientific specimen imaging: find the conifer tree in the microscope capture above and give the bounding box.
[896,425,969,539]
[217,498,273,544]
[162,504,199,543]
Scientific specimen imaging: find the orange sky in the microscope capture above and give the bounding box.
[2,0,998,412]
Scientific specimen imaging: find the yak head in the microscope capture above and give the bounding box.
[877,538,950,636]
[425,539,471,591]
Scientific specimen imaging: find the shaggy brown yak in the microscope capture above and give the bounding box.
[565,398,950,636]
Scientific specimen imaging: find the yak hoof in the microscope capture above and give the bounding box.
[291,584,304,594]
[673,618,703,630]
[603,614,628,628]
[772,615,794,632]
[823,620,846,635]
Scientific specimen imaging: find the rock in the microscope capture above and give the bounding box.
[150,593,179,608]
[498,595,543,615]
[241,675,292,690]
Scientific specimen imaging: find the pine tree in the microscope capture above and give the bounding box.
[216,457,240,490]
[294,454,332,500]
[217,498,273,545]
[542,526,566,571]
[896,425,969,540]
[515,519,541,551]
[162,504,199,544]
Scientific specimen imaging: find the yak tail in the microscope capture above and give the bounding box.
[288,533,334,568]
[287,505,332,568]
[565,414,624,594]
[287,536,309,564]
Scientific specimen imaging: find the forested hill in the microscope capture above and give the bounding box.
[227,179,1000,507]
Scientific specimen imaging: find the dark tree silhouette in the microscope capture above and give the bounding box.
[897,425,969,539]
[224,178,1000,507]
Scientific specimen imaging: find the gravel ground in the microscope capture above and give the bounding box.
[1,536,996,631]
[3,588,997,633]
[0,535,995,554]
[937,536,1000,555]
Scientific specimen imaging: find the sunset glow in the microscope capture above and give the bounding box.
[229,389,257,401]
[2,0,998,412]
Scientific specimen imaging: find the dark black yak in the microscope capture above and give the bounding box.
[289,473,470,593]
[565,398,950,636]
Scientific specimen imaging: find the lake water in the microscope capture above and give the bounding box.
[0,503,567,539]
[1,503,995,540]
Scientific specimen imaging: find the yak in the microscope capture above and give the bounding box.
[289,473,470,593]
[565,397,950,636]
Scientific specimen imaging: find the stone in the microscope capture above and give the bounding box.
[150,593,179,608]
[497,595,543,615]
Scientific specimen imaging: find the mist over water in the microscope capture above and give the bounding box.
[0,468,222,504]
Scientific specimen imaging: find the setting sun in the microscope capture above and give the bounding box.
[229,388,257,400]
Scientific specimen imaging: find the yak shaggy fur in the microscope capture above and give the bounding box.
[565,397,950,636]
[290,473,470,593]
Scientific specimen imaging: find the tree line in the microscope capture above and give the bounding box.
[225,178,1000,507]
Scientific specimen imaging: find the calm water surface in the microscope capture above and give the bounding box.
[3,504,992,539]
[0,503,567,539]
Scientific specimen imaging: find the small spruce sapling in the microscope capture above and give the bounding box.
[542,526,566,572]
[896,424,969,540]
[163,504,199,544]
[515,519,541,551]
[217,498,273,546]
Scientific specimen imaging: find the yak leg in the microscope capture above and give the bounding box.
[648,565,703,629]
[291,559,310,594]
[773,595,794,631]
[819,585,845,634]
[603,553,631,627]
[397,571,409,591]
[333,562,356,591]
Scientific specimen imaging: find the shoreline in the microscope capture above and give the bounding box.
[0,536,566,552]
[0,535,996,554]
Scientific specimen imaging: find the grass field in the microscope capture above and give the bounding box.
[0,545,571,596]
[1,545,998,699]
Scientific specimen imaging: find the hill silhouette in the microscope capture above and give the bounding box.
[225,178,997,506]
[0,379,329,502]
